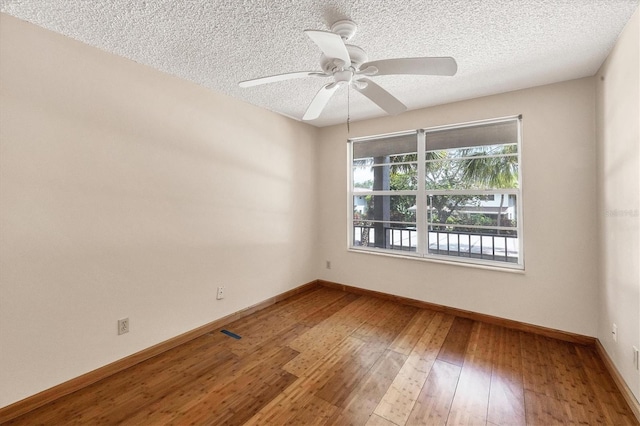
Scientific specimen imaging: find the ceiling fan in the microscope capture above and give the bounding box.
[239,19,458,121]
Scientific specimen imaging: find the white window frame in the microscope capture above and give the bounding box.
[348,116,524,270]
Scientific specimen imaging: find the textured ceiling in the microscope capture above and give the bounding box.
[1,1,638,127]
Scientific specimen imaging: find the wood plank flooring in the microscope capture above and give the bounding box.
[6,287,638,425]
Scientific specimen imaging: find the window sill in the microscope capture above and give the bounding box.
[347,247,525,274]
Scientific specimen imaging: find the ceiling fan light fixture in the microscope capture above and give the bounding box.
[333,69,354,84]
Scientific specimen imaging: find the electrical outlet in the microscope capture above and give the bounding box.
[612,323,617,342]
[633,346,639,370]
[118,318,129,335]
[326,260,331,269]
[217,287,225,300]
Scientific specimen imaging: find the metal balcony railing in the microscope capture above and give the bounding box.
[353,225,518,263]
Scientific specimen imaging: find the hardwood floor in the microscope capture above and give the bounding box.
[6,287,638,425]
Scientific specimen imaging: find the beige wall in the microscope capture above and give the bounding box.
[0,14,319,408]
[318,77,599,337]
[597,8,640,400]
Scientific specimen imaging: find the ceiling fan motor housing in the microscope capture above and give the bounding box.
[330,19,358,40]
[320,44,368,73]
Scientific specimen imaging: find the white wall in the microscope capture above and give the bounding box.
[318,77,599,337]
[0,14,318,408]
[596,8,640,400]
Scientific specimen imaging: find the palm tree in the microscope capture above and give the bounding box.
[460,144,518,230]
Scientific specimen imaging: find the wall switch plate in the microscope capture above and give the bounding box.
[326,260,331,269]
[612,323,617,342]
[216,287,224,300]
[633,346,639,370]
[118,318,129,335]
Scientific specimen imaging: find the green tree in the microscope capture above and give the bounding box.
[389,170,416,223]
[426,150,476,227]
[460,144,518,230]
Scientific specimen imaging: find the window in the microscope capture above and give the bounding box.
[349,116,523,269]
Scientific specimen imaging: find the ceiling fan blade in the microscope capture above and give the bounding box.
[354,78,407,116]
[361,57,458,76]
[303,83,341,121]
[304,30,351,67]
[239,71,327,88]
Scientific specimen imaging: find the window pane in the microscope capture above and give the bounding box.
[464,143,517,155]
[426,155,465,190]
[425,121,517,151]
[389,164,418,190]
[353,163,418,191]
[427,230,519,263]
[353,134,418,191]
[353,165,374,190]
[427,194,518,229]
[426,193,519,263]
[426,144,519,191]
[353,222,417,252]
[353,133,417,161]
[354,195,416,223]
[430,143,518,158]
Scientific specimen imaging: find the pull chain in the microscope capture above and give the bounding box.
[347,85,351,134]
